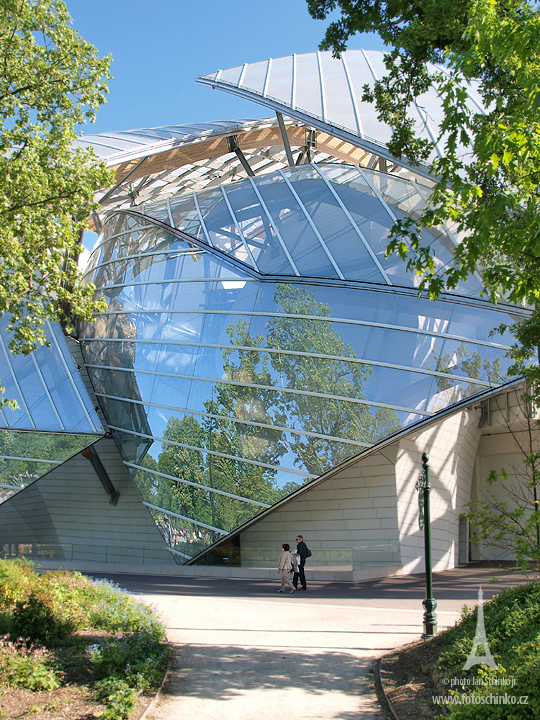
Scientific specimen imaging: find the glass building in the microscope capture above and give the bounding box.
[0,315,103,503]
[0,50,529,566]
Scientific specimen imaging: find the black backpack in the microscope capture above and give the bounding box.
[306,547,312,558]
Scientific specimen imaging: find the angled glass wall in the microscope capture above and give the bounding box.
[0,318,104,505]
[114,163,479,294]
[0,430,100,504]
[0,316,103,434]
[80,163,523,561]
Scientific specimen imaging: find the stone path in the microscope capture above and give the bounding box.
[97,563,527,720]
[142,592,455,720]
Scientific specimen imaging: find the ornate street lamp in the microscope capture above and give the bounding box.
[416,452,438,637]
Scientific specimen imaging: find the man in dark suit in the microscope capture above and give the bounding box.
[293,534,308,590]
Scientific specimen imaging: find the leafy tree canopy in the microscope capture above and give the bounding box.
[307,0,540,309]
[0,0,112,359]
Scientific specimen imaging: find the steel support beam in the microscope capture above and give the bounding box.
[276,112,295,167]
[227,135,255,176]
[81,445,120,505]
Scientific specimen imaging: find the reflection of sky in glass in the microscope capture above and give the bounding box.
[80,193,524,560]
[0,317,102,433]
[89,164,482,295]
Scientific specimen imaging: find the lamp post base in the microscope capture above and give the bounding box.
[422,597,438,638]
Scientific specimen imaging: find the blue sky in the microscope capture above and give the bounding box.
[67,0,385,135]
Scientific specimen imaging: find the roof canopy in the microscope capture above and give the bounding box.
[197,50,484,174]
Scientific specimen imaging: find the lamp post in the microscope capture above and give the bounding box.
[416,452,438,637]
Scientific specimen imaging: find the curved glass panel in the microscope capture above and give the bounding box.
[75,120,275,164]
[136,163,481,294]
[80,205,520,561]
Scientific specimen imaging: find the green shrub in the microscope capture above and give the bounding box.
[434,583,540,676]
[0,610,13,635]
[0,635,62,691]
[0,558,37,610]
[40,570,93,630]
[12,590,75,646]
[94,677,139,720]
[85,579,165,639]
[0,560,170,706]
[431,582,540,719]
[88,630,169,693]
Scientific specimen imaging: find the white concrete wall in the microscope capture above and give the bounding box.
[239,445,401,582]
[395,408,480,574]
[472,428,540,561]
[468,388,540,562]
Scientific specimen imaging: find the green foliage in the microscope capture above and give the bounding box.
[429,582,540,717]
[0,635,62,691]
[0,563,165,641]
[499,306,540,416]
[0,560,170,716]
[85,579,166,639]
[0,557,37,609]
[308,0,470,69]
[0,0,112,374]
[12,589,75,645]
[88,631,169,693]
[39,569,95,630]
[94,678,140,720]
[308,0,540,308]
[1,566,95,637]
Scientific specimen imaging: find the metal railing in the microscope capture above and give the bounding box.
[1,543,175,566]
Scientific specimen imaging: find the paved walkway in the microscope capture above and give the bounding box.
[99,563,528,720]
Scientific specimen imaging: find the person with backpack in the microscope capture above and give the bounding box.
[293,535,309,591]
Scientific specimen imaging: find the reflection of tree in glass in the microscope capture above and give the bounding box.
[133,419,212,525]
[208,316,289,491]
[0,432,95,500]
[132,452,159,503]
[134,412,283,539]
[203,318,291,526]
[153,416,210,520]
[432,342,502,401]
[132,430,217,554]
[129,285,404,547]
[266,285,400,475]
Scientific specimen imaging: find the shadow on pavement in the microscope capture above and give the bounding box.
[165,642,377,701]
[88,562,530,604]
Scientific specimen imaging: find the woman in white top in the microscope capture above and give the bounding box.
[277,543,295,593]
